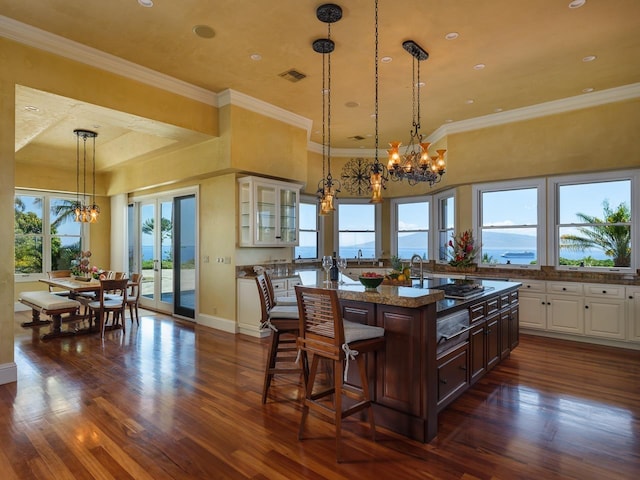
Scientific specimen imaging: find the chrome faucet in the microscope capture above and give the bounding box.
[357,249,363,265]
[410,254,424,288]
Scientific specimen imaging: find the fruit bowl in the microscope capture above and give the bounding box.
[359,274,384,290]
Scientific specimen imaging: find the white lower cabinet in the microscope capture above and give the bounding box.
[518,280,634,348]
[584,284,626,340]
[236,275,302,338]
[627,287,640,342]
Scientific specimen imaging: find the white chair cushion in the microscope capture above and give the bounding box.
[88,299,124,309]
[19,291,80,310]
[343,320,384,343]
[269,305,299,319]
[275,296,297,307]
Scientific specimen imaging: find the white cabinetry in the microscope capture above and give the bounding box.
[518,280,547,330]
[546,282,584,334]
[237,277,268,338]
[238,176,302,247]
[626,287,640,342]
[584,284,626,340]
[518,279,637,348]
[236,275,302,338]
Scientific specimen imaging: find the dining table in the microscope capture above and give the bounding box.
[38,276,118,339]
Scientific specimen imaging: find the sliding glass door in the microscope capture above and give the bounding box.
[130,189,197,319]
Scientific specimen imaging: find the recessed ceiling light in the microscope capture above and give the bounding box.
[250,53,262,61]
[138,0,153,7]
[582,55,597,62]
[582,87,594,93]
[466,99,475,104]
[366,134,372,137]
[345,101,359,108]
[445,32,459,40]
[24,105,39,112]
[192,25,215,39]
[445,119,453,123]
[494,108,503,113]
[381,56,393,63]
[322,88,329,95]
[473,63,486,70]
[568,0,586,8]
[416,81,425,88]
[370,113,376,118]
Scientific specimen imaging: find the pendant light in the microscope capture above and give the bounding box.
[313,3,342,216]
[73,129,100,223]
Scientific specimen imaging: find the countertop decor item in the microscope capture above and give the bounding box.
[359,274,384,290]
[448,229,479,268]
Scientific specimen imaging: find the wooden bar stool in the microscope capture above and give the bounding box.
[255,274,307,404]
[294,285,385,462]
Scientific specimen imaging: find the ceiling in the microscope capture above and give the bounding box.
[3,0,640,173]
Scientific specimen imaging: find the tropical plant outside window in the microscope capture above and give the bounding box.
[15,192,82,275]
[557,180,631,268]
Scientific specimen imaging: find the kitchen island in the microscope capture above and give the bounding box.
[303,276,521,443]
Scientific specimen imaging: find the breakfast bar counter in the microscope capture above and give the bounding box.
[301,275,521,443]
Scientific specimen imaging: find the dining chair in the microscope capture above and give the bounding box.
[47,270,72,297]
[86,278,128,338]
[125,273,143,326]
[294,285,385,462]
[255,274,307,404]
[263,272,297,307]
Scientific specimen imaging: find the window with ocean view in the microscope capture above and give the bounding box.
[553,173,634,270]
[336,200,380,261]
[474,180,545,268]
[391,197,429,261]
[294,198,320,260]
[437,193,455,262]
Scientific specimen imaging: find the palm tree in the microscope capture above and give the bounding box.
[560,200,631,267]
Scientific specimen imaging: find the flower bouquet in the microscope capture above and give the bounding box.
[70,251,104,281]
[448,230,480,270]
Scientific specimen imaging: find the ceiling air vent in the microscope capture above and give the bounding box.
[279,69,307,82]
[348,135,366,141]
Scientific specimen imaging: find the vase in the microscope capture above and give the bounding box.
[445,263,477,274]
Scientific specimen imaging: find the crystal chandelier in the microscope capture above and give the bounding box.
[387,40,446,186]
[73,129,100,223]
[313,3,342,216]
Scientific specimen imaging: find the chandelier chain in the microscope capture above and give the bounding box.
[327,20,332,182]
[374,0,379,161]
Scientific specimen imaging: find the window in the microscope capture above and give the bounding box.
[390,196,429,260]
[15,190,85,279]
[436,192,455,262]
[551,172,636,271]
[335,200,381,261]
[473,180,545,268]
[294,196,321,260]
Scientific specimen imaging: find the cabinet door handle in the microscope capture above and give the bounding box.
[460,365,467,371]
[440,378,448,384]
[585,305,589,309]
[602,290,607,294]
[541,301,545,305]
[562,287,567,291]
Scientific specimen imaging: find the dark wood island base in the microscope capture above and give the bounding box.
[339,279,521,443]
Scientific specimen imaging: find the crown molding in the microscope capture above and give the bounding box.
[426,82,640,144]
[217,89,313,134]
[0,15,217,106]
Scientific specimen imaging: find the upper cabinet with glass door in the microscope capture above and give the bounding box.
[238,176,303,247]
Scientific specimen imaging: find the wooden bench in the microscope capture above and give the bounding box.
[19,291,82,340]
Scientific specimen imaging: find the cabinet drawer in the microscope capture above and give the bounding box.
[509,290,519,305]
[518,280,545,293]
[584,283,625,299]
[487,297,500,315]
[547,282,583,295]
[437,345,469,407]
[271,279,287,293]
[469,302,485,322]
[286,276,302,290]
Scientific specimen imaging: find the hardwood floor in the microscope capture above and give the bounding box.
[2,309,639,479]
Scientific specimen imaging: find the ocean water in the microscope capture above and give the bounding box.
[296,246,608,265]
[142,245,195,262]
